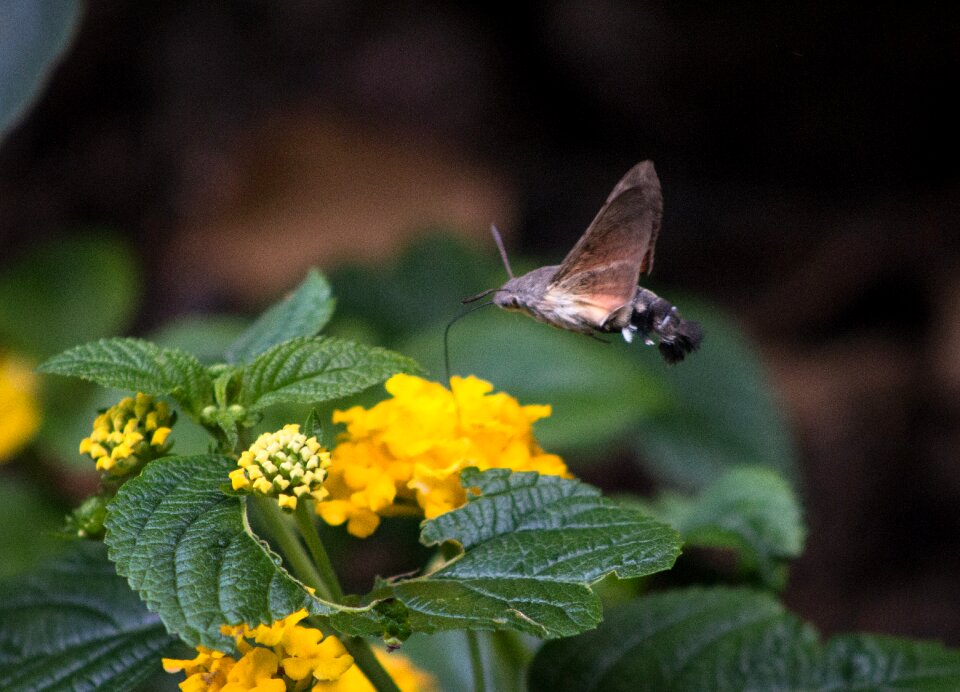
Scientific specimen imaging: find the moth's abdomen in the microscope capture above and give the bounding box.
[629,287,703,363]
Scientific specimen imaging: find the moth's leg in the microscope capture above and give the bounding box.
[657,306,679,331]
[585,331,611,344]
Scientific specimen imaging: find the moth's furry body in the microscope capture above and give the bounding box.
[490,160,703,363]
[495,275,703,363]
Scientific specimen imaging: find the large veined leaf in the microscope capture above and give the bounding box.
[0,234,139,358]
[0,541,183,692]
[38,338,213,414]
[105,455,680,646]
[104,455,330,648]
[528,587,960,691]
[357,469,682,639]
[226,269,335,364]
[240,336,420,411]
[636,466,805,588]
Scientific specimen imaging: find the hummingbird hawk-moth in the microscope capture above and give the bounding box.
[484,161,702,363]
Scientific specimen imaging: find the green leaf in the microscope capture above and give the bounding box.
[400,310,666,453]
[0,234,139,358]
[240,336,420,412]
[354,469,681,639]
[528,587,960,691]
[38,338,213,414]
[226,270,335,364]
[150,314,249,365]
[330,232,501,343]
[0,0,83,139]
[630,301,799,490]
[0,541,183,692]
[0,479,65,578]
[636,466,805,588]
[104,454,328,648]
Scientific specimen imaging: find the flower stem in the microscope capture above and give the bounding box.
[250,495,332,600]
[467,629,487,692]
[343,637,402,692]
[254,499,400,692]
[295,501,344,602]
[491,630,531,690]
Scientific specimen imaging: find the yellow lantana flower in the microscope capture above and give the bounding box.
[229,424,332,512]
[78,392,173,476]
[316,374,569,538]
[0,352,40,462]
[314,648,437,692]
[163,609,354,691]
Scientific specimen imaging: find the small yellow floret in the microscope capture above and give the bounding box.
[230,425,332,512]
[78,393,174,477]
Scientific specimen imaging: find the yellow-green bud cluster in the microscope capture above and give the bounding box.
[230,424,331,511]
[79,393,173,477]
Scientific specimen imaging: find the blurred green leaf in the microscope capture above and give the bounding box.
[0,541,183,691]
[629,300,798,490]
[401,310,666,454]
[240,337,420,412]
[226,269,335,364]
[0,478,64,577]
[330,231,499,343]
[635,466,805,588]
[38,338,213,415]
[0,234,139,358]
[0,0,83,138]
[528,587,960,691]
[150,315,248,365]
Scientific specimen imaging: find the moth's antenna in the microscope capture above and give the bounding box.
[444,301,497,383]
[490,224,515,279]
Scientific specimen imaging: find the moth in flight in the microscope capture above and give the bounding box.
[482,161,702,363]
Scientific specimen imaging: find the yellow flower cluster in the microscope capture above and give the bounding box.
[230,424,331,512]
[315,648,437,692]
[316,374,569,538]
[78,392,173,476]
[0,353,40,463]
[162,609,353,691]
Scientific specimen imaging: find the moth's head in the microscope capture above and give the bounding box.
[492,282,521,311]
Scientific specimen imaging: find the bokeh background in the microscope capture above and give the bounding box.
[3,0,960,651]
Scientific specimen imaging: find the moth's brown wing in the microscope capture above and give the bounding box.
[545,161,663,321]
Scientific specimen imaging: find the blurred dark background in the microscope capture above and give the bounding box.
[2,1,960,644]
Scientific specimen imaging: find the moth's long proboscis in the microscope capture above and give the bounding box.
[443,301,497,383]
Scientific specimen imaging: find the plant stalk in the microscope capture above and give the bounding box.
[250,495,331,600]
[467,629,487,692]
[295,501,344,602]
[344,637,402,692]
